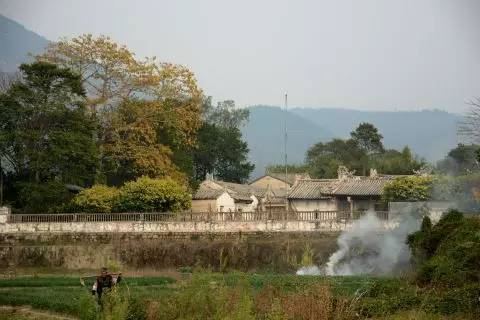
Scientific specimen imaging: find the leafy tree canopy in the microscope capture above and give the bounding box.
[193,123,254,183]
[436,144,480,175]
[0,62,98,184]
[0,62,99,212]
[350,122,384,154]
[192,97,254,183]
[382,176,434,202]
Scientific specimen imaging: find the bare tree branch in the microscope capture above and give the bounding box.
[458,98,480,143]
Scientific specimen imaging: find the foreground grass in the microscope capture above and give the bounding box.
[0,273,475,319]
[0,273,373,317]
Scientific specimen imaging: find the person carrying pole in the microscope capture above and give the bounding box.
[90,267,122,304]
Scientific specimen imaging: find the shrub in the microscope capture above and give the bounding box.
[72,185,121,213]
[406,210,480,315]
[383,176,434,202]
[116,176,191,212]
[16,181,70,213]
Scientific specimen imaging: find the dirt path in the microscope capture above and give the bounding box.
[0,305,77,320]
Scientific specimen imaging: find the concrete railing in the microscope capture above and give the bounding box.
[0,208,392,234]
[6,210,389,223]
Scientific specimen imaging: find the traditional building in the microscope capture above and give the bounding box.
[249,173,310,211]
[191,179,260,212]
[288,168,402,214]
[249,173,310,189]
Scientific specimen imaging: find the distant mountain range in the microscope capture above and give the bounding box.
[0,14,462,179]
[243,106,460,178]
[0,14,49,72]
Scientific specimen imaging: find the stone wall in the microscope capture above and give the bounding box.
[0,232,340,272]
[0,220,353,234]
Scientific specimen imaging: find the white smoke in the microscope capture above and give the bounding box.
[324,212,421,276]
[296,266,322,276]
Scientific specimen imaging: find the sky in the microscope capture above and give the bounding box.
[1,0,479,113]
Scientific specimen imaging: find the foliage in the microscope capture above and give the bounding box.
[0,62,99,186]
[102,99,186,185]
[202,98,250,129]
[193,123,254,183]
[36,34,203,186]
[36,34,156,111]
[382,176,434,202]
[15,181,71,213]
[406,210,480,315]
[299,244,314,268]
[436,144,480,175]
[351,122,385,154]
[304,123,423,178]
[373,147,425,176]
[115,176,191,212]
[433,173,480,212]
[306,138,364,178]
[72,185,120,213]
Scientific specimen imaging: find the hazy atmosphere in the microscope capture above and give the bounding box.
[1,0,480,112]
[1,1,480,319]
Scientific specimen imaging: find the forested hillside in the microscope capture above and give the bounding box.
[245,106,460,178]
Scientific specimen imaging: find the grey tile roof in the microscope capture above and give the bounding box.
[288,176,400,199]
[192,187,225,200]
[250,173,310,186]
[332,177,396,196]
[288,179,338,199]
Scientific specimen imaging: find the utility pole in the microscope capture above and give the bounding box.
[0,157,3,206]
[284,93,288,213]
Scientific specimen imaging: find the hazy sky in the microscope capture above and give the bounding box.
[1,0,479,112]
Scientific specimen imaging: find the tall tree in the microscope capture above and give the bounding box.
[350,122,384,175]
[102,99,186,185]
[373,146,425,175]
[203,99,250,129]
[37,34,203,183]
[0,62,99,211]
[436,144,480,175]
[193,123,254,183]
[306,139,364,178]
[36,34,157,111]
[192,97,254,183]
[350,122,384,154]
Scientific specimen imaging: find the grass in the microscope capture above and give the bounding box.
[0,272,476,319]
[0,273,372,317]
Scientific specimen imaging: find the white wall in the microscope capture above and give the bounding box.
[289,199,337,212]
[216,192,236,212]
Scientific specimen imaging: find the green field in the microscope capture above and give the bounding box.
[0,273,472,320]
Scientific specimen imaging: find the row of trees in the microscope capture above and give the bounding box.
[0,35,254,212]
[267,123,425,178]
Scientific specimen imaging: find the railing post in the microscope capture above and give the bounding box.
[0,206,10,224]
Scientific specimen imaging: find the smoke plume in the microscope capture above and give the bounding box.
[324,212,421,276]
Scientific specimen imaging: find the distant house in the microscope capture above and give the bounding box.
[288,168,402,213]
[249,173,310,212]
[249,173,310,189]
[191,179,260,213]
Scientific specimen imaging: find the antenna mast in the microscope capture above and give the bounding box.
[284,93,288,212]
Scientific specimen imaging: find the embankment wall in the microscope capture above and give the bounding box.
[0,232,340,272]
